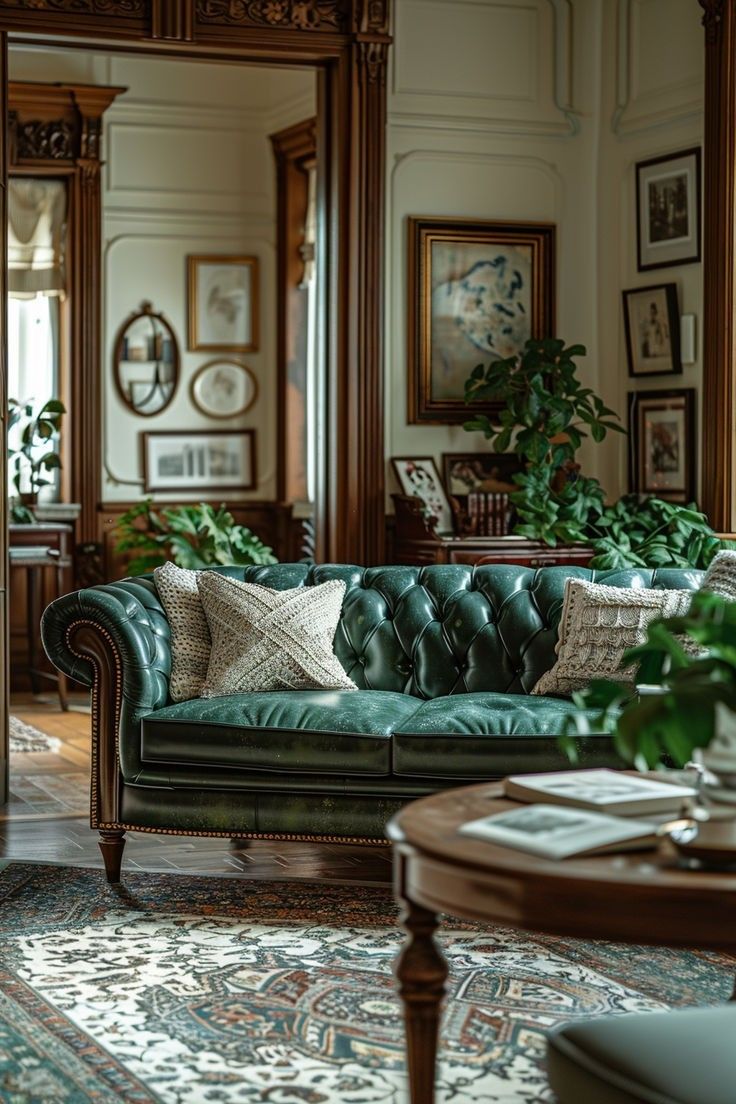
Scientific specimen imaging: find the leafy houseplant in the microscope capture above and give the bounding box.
[563,590,736,770]
[463,339,623,547]
[463,339,726,570]
[8,396,66,523]
[114,499,277,576]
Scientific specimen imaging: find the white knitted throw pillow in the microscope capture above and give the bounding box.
[700,549,736,602]
[197,573,357,696]
[532,579,693,697]
[154,562,211,702]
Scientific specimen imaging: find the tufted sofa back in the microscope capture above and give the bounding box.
[229,562,704,697]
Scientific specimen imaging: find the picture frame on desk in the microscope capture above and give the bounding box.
[391,456,454,535]
[442,452,522,496]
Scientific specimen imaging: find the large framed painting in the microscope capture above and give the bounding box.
[628,389,695,503]
[622,283,682,377]
[408,217,556,424]
[636,148,701,271]
[142,429,256,494]
[187,255,259,353]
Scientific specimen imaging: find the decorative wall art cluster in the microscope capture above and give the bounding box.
[114,254,261,493]
[624,146,701,505]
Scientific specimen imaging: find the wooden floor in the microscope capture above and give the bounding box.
[3,694,393,886]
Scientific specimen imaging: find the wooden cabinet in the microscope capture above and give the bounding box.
[390,494,594,567]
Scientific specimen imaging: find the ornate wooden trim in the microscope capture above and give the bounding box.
[700,0,736,529]
[196,0,349,31]
[270,116,316,505]
[153,0,194,39]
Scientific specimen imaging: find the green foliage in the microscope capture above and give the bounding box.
[463,338,728,568]
[8,397,66,519]
[114,499,277,576]
[463,338,623,546]
[588,495,729,571]
[563,591,736,769]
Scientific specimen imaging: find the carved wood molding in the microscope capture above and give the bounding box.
[195,0,349,30]
[1,0,145,14]
[700,0,727,44]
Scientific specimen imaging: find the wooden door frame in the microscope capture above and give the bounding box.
[0,0,391,568]
[700,0,736,528]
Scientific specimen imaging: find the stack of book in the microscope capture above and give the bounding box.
[459,769,696,860]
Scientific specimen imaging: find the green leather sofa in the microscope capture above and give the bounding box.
[41,562,702,880]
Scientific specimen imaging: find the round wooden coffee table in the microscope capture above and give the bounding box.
[387,781,736,1104]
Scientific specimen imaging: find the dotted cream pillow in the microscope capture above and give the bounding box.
[532,578,693,697]
[197,573,357,696]
[154,562,211,702]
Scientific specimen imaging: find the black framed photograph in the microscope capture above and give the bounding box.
[636,148,701,271]
[391,456,454,534]
[142,429,256,493]
[442,452,522,496]
[628,389,695,503]
[622,283,681,377]
[408,217,555,424]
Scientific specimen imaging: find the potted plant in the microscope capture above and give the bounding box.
[114,499,278,575]
[464,339,725,569]
[8,396,66,523]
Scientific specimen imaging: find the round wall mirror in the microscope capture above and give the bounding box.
[113,301,179,417]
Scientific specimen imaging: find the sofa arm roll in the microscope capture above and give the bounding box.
[41,576,172,713]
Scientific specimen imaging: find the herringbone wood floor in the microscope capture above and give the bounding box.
[3,695,392,886]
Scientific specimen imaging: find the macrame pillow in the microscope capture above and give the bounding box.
[197,573,357,696]
[700,549,736,601]
[532,579,693,697]
[154,562,212,702]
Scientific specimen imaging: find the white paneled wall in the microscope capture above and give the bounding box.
[9,45,315,503]
[386,0,704,504]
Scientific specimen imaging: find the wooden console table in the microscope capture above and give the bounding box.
[390,494,594,567]
[9,523,73,710]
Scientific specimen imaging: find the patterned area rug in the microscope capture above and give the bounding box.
[0,863,733,1104]
[9,715,61,754]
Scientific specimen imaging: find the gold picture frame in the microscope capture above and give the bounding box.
[187,254,259,353]
[407,217,556,424]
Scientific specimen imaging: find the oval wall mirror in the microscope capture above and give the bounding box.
[113,301,179,417]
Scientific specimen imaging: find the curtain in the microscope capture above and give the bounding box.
[8,178,67,297]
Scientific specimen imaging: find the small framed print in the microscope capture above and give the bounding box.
[622,284,681,377]
[190,359,258,419]
[142,429,256,493]
[636,148,701,271]
[187,255,259,353]
[629,388,695,503]
[391,456,454,534]
[442,452,522,496]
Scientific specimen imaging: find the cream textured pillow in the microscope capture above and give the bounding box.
[700,549,736,601]
[154,562,211,702]
[532,579,693,697]
[197,573,357,696]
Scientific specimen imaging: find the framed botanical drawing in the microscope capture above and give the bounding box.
[622,284,681,377]
[391,456,454,534]
[442,452,522,496]
[190,359,258,419]
[187,255,259,353]
[142,429,256,493]
[628,389,695,503]
[408,217,556,424]
[636,148,701,271]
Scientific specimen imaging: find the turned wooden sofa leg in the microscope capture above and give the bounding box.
[98,830,126,883]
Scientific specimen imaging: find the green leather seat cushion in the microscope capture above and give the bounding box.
[140,691,423,776]
[392,692,615,778]
[547,1004,736,1104]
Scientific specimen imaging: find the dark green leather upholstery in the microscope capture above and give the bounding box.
[548,1005,736,1104]
[40,563,703,840]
